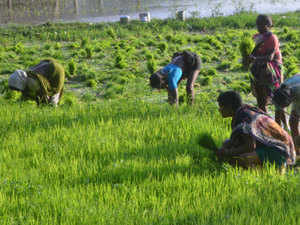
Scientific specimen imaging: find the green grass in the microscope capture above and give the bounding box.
[0,99,299,224]
[0,11,300,224]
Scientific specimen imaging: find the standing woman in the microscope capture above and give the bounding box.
[250,14,287,128]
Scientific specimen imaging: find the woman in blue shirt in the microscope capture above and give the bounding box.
[150,51,201,106]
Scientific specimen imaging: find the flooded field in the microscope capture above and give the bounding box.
[0,0,300,24]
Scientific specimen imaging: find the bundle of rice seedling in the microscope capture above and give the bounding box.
[239,33,255,70]
[198,132,219,152]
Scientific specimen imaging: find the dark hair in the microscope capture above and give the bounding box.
[217,91,243,111]
[256,14,273,27]
[149,72,164,89]
[272,86,293,108]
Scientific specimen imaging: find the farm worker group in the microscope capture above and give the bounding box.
[6,13,300,169]
[149,14,299,168]
[8,58,65,106]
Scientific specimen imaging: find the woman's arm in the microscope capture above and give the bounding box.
[217,134,256,158]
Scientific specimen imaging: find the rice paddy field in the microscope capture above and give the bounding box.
[0,12,300,224]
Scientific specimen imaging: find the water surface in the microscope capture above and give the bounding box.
[0,0,299,24]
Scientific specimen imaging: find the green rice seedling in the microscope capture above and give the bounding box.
[94,43,103,53]
[217,60,232,71]
[14,42,25,54]
[201,55,212,63]
[4,89,22,101]
[281,43,293,57]
[147,58,157,74]
[147,40,156,47]
[205,36,223,50]
[85,46,93,59]
[295,49,300,61]
[54,42,62,50]
[156,35,163,41]
[44,43,51,50]
[86,79,97,88]
[68,42,80,49]
[282,26,289,34]
[79,49,87,58]
[115,52,127,69]
[200,68,217,77]
[0,79,8,94]
[286,63,300,78]
[239,33,255,70]
[81,38,89,48]
[68,59,77,76]
[60,92,78,106]
[106,27,117,39]
[285,31,299,42]
[198,42,214,51]
[229,80,251,94]
[165,34,173,42]
[200,76,213,86]
[198,132,219,151]
[158,42,168,53]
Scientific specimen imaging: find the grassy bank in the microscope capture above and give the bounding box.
[0,12,299,224]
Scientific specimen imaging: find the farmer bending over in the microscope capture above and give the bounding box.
[249,14,286,128]
[149,51,201,105]
[8,58,65,106]
[273,74,300,154]
[217,91,296,168]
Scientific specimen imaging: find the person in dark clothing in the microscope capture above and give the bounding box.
[217,91,296,168]
[249,14,287,128]
[8,58,65,106]
[273,74,300,155]
[149,51,201,106]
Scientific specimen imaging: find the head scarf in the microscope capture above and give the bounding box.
[8,70,28,91]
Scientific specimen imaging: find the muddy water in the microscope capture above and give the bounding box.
[0,0,299,24]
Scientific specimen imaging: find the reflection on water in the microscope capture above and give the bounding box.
[0,0,299,24]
